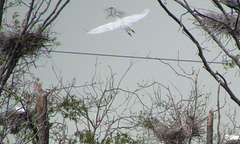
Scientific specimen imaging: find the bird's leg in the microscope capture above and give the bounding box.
[126,30,132,36]
[125,28,135,36]
[130,28,135,33]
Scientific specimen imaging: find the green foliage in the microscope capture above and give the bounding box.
[222,54,240,69]
[68,138,78,144]
[26,133,37,144]
[0,0,70,143]
[8,2,14,7]
[74,130,96,144]
[14,96,20,101]
[12,12,20,19]
[12,12,20,29]
[138,111,155,129]
[73,131,138,144]
[0,117,4,124]
[0,132,5,144]
[143,120,153,129]
[55,41,61,46]
[60,95,85,122]
[14,19,20,27]
[103,132,138,144]
[0,56,4,66]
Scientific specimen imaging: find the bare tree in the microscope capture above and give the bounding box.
[0,0,70,143]
[0,0,70,95]
[157,0,240,106]
[50,62,141,143]
[2,1,240,143]
[131,72,209,144]
[207,109,213,144]
[153,0,240,143]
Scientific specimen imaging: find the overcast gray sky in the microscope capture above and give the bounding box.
[31,0,240,124]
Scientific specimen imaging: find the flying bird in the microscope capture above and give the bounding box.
[87,8,150,36]
[219,0,240,11]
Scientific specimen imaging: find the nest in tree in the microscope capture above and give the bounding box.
[196,12,240,38]
[0,108,36,134]
[143,116,203,144]
[154,124,186,144]
[0,31,50,59]
[225,140,240,144]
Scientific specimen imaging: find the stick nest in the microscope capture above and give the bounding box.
[0,31,51,59]
[142,116,204,143]
[196,12,240,38]
[0,108,36,134]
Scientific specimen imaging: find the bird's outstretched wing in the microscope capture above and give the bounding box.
[122,8,150,24]
[87,8,150,35]
[87,21,121,34]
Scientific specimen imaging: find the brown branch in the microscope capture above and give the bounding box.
[192,11,240,64]
[28,0,46,30]
[41,0,70,31]
[207,109,213,144]
[217,83,221,144]
[157,0,240,106]
[0,0,5,26]
[211,0,227,15]
[21,0,35,35]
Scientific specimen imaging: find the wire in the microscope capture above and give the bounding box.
[42,50,223,64]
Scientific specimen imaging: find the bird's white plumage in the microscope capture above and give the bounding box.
[87,21,122,34]
[225,134,240,141]
[121,9,150,24]
[87,8,150,35]
[15,106,25,112]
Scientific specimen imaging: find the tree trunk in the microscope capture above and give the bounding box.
[207,110,213,144]
[0,0,5,26]
[35,82,49,144]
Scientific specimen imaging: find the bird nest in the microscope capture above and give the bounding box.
[0,108,36,134]
[154,124,186,144]
[195,12,240,38]
[142,116,203,143]
[0,31,50,59]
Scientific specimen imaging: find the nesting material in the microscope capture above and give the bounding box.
[0,31,50,59]
[154,123,186,144]
[0,108,36,134]
[144,117,203,143]
[196,12,240,37]
[225,134,240,144]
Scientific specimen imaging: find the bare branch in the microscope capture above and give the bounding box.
[157,0,240,106]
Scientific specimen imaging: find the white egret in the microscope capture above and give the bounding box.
[225,134,240,141]
[15,106,25,113]
[87,8,150,36]
[219,0,240,11]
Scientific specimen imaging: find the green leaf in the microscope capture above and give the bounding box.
[13,12,20,19]
[9,2,13,7]
[14,19,20,27]
[14,97,20,101]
